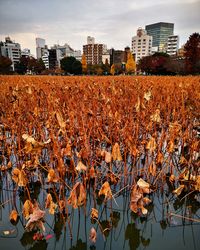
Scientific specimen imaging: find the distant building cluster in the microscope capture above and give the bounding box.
[0,22,182,71]
[36,37,82,69]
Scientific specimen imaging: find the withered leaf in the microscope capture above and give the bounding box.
[47,168,58,183]
[112,143,122,161]
[67,182,86,208]
[194,176,200,191]
[9,210,19,223]
[156,151,164,165]
[146,137,156,153]
[137,178,151,194]
[98,181,112,199]
[169,174,176,183]
[144,90,152,101]
[25,203,45,232]
[45,193,57,215]
[173,185,185,196]
[76,161,87,172]
[23,200,33,220]
[168,140,174,153]
[91,208,98,220]
[105,151,112,163]
[148,161,157,177]
[12,168,28,187]
[89,166,96,179]
[56,111,66,129]
[89,227,97,243]
[150,109,161,123]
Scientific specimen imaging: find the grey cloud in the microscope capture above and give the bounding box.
[0,0,199,53]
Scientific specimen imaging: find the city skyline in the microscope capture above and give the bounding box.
[0,0,200,56]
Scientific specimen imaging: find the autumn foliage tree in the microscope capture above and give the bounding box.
[110,64,115,75]
[184,33,200,74]
[126,52,136,74]
[81,54,87,74]
[138,52,170,75]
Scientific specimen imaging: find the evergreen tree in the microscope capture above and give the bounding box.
[60,56,76,74]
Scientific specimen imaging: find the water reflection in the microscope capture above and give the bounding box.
[0,175,200,250]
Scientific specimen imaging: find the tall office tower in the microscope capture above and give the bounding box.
[145,22,174,52]
[131,27,152,62]
[0,36,21,71]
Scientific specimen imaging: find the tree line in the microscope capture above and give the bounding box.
[0,33,199,75]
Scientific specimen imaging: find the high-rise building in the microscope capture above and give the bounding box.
[145,22,174,52]
[83,36,106,65]
[131,28,152,62]
[0,37,21,71]
[36,38,45,48]
[36,38,46,59]
[166,35,179,56]
[36,38,49,68]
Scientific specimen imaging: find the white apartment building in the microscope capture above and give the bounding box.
[131,28,152,62]
[41,50,49,69]
[21,48,31,57]
[166,35,179,56]
[0,37,21,71]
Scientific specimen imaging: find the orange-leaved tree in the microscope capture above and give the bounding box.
[110,64,115,75]
[126,52,136,74]
[81,54,87,74]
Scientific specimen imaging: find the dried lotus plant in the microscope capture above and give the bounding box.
[98,181,112,200]
[67,182,86,208]
[45,193,57,215]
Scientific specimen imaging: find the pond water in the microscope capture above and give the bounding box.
[0,176,200,250]
[0,76,200,250]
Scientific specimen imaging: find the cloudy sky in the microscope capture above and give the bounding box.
[0,0,199,56]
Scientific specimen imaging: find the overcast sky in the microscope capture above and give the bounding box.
[0,0,200,56]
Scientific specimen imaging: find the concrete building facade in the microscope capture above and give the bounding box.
[51,44,82,67]
[36,38,46,59]
[166,35,179,56]
[110,47,131,66]
[0,37,21,71]
[131,28,152,62]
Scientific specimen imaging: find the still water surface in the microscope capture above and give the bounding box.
[0,179,199,250]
